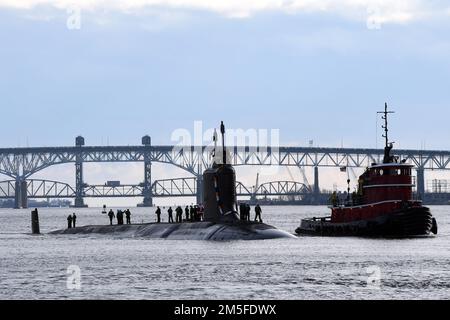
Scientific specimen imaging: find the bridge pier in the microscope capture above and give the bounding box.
[74,136,87,208]
[142,161,153,207]
[196,175,203,205]
[14,179,21,209]
[313,166,320,195]
[74,161,86,207]
[142,136,153,207]
[13,178,28,209]
[416,167,425,199]
[311,166,321,205]
[20,180,28,209]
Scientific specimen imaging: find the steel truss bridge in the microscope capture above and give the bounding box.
[0,178,310,200]
[1,136,450,208]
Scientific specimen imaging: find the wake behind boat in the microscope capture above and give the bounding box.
[296,104,438,238]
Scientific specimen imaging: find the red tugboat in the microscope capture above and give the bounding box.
[296,104,438,237]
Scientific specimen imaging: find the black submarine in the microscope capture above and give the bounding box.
[50,122,295,240]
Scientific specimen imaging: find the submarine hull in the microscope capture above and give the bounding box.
[50,221,295,241]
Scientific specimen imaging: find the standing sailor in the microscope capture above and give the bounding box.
[185,206,190,221]
[175,206,182,223]
[246,204,251,221]
[155,206,162,223]
[72,213,77,228]
[254,204,263,223]
[190,205,195,221]
[125,209,131,224]
[168,207,174,223]
[108,209,115,225]
[239,203,245,221]
[67,214,73,229]
[116,210,124,225]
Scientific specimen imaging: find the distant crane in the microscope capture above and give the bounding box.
[289,165,312,192]
[250,173,260,203]
[285,165,313,201]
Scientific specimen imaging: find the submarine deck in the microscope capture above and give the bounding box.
[49,221,295,241]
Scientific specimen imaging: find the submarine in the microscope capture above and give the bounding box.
[50,122,295,240]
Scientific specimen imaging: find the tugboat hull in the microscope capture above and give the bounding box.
[296,206,437,237]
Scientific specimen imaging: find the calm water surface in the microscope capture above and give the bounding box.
[0,206,449,300]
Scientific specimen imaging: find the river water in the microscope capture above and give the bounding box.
[0,205,449,300]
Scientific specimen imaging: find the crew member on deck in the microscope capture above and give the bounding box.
[168,207,174,223]
[155,206,162,223]
[190,205,195,221]
[185,206,190,221]
[125,209,131,224]
[117,210,124,225]
[246,204,251,221]
[239,203,245,220]
[176,206,183,223]
[254,204,263,223]
[72,213,77,228]
[67,214,73,229]
[108,209,115,225]
[194,205,200,221]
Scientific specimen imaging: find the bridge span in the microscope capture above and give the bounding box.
[0,178,310,201]
[1,136,450,208]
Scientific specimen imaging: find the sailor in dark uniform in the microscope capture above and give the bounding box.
[190,205,195,221]
[72,213,77,228]
[239,203,245,220]
[168,207,174,223]
[107,209,115,225]
[67,214,73,229]
[246,204,251,221]
[185,206,190,221]
[117,210,124,225]
[254,204,263,223]
[125,209,131,224]
[155,206,162,223]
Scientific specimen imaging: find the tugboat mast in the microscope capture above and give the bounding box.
[378,102,395,148]
[378,103,395,163]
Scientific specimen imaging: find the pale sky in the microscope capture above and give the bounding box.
[1,0,450,206]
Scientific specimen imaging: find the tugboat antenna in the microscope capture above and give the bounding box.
[220,121,226,165]
[377,102,395,148]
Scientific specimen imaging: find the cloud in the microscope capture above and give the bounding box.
[0,0,444,24]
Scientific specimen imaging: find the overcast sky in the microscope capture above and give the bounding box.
[1,1,450,205]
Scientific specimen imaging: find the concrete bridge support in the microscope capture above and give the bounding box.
[13,179,28,209]
[74,160,86,207]
[196,175,203,205]
[417,167,425,199]
[313,166,320,195]
[142,160,153,207]
[14,179,21,209]
[310,166,321,204]
[20,180,28,209]
[74,136,87,208]
[142,136,153,207]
